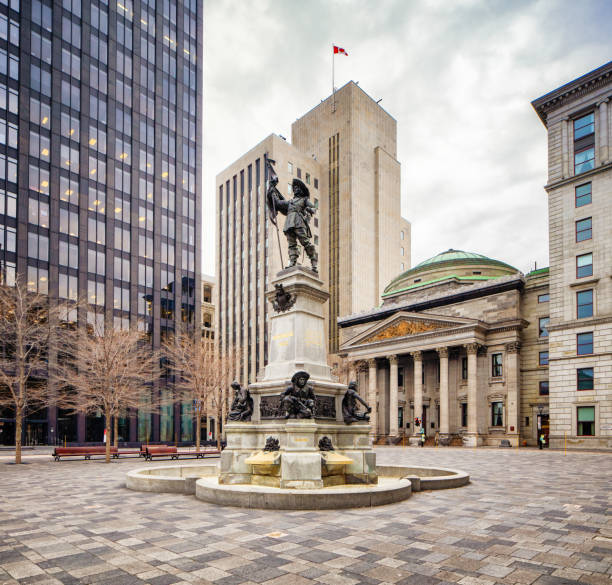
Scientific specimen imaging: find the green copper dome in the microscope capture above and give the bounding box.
[383,249,518,297]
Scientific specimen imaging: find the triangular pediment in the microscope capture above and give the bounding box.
[343,311,478,348]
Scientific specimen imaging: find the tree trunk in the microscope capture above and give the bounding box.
[216,401,222,452]
[113,416,118,448]
[195,409,201,452]
[105,411,112,463]
[14,407,22,465]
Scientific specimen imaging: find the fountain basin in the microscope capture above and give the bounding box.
[126,463,469,509]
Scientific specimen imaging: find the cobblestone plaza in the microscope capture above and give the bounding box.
[1,448,610,585]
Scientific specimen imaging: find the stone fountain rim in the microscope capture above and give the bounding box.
[125,463,470,509]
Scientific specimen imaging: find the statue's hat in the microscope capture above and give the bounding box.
[291,370,310,383]
[292,178,310,199]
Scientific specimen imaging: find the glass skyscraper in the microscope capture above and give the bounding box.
[0,0,202,445]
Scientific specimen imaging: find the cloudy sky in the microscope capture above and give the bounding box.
[202,0,611,277]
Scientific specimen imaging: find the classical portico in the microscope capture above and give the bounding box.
[337,249,532,447]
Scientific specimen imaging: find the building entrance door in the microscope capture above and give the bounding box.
[537,413,550,446]
[422,406,427,435]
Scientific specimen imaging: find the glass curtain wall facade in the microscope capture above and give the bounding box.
[0,0,202,445]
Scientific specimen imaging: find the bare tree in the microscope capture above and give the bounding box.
[163,332,219,452]
[56,319,159,463]
[163,331,241,452]
[0,278,73,464]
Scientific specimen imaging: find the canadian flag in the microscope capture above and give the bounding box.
[333,45,348,56]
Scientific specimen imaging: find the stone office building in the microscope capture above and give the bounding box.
[531,60,612,449]
[338,250,550,447]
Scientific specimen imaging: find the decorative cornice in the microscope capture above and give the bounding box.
[531,61,612,126]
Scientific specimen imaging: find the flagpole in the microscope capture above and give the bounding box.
[332,44,335,113]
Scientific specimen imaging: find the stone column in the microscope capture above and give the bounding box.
[561,117,570,178]
[367,359,378,438]
[599,99,609,164]
[505,341,521,446]
[388,355,399,437]
[410,351,422,445]
[436,347,449,443]
[464,343,481,447]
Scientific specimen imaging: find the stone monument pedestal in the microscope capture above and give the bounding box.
[221,266,377,488]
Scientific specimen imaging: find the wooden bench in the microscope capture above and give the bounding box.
[144,446,221,461]
[140,444,168,457]
[145,446,179,460]
[53,446,119,461]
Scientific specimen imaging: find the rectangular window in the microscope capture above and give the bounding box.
[461,403,467,427]
[576,218,592,242]
[539,317,549,338]
[575,183,591,207]
[574,113,594,140]
[577,332,593,355]
[491,353,502,377]
[577,289,593,319]
[461,357,468,380]
[539,351,549,366]
[491,402,503,426]
[577,368,594,391]
[574,113,595,175]
[28,198,49,228]
[577,406,595,436]
[576,253,593,278]
[539,381,549,396]
[537,293,549,303]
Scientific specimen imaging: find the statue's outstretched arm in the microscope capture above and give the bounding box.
[355,392,371,410]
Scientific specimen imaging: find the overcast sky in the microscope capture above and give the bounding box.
[202,0,612,278]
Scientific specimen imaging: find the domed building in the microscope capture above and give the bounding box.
[338,249,550,447]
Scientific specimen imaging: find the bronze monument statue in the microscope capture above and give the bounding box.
[342,380,372,424]
[266,158,318,272]
[281,371,316,418]
[227,381,253,422]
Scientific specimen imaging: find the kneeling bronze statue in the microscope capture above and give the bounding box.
[281,371,315,418]
[342,380,372,424]
[227,381,253,422]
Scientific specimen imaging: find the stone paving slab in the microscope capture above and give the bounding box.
[0,447,611,585]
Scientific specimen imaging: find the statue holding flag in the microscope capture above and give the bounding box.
[266,157,318,272]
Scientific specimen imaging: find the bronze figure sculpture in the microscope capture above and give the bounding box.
[281,371,316,418]
[342,380,372,424]
[227,381,253,422]
[266,158,318,272]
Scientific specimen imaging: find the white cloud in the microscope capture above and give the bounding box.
[202,0,611,279]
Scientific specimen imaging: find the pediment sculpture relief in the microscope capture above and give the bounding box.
[365,319,448,342]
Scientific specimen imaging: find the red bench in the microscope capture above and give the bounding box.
[53,446,119,461]
[140,444,168,457]
[145,446,179,460]
[144,446,220,461]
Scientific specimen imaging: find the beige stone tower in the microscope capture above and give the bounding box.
[292,82,411,353]
[217,85,410,383]
[532,61,612,449]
